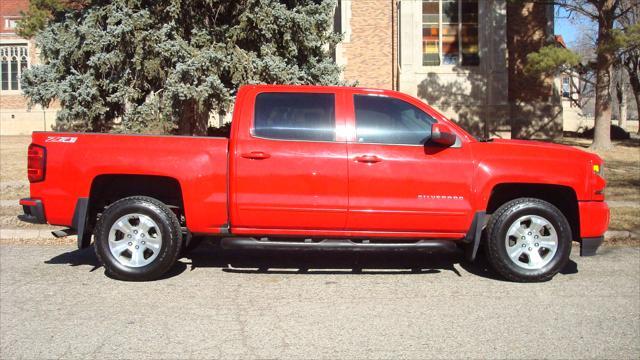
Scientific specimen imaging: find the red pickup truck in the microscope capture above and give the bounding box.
[19,85,609,282]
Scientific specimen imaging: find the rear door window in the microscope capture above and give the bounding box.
[254,92,336,142]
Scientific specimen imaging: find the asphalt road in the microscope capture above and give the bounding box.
[1,243,638,359]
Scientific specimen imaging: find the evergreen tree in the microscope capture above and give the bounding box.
[20,0,344,135]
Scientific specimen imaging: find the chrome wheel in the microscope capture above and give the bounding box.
[108,213,162,268]
[504,215,558,270]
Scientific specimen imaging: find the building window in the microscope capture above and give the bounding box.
[422,0,479,66]
[0,45,29,91]
[4,18,19,30]
[562,76,571,97]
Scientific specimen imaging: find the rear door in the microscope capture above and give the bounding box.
[231,88,349,232]
[345,91,475,236]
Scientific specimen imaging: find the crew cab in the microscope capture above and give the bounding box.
[19,85,609,282]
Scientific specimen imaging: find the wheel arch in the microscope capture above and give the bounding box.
[87,174,185,235]
[485,183,580,241]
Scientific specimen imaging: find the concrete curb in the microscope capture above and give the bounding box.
[607,201,640,208]
[0,181,29,187]
[605,230,639,240]
[0,229,57,240]
[0,228,75,245]
[0,181,29,192]
[0,200,20,207]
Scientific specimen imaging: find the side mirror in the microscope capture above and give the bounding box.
[430,123,457,147]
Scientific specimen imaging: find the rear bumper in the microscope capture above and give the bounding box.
[18,198,46,224]
[578,201,609,256]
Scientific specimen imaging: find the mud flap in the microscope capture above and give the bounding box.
[72,198,92,249]
[463,211,488,261]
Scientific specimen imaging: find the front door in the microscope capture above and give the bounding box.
[232,90,349,232]
[346,93,474,237]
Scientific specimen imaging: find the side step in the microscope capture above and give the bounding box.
[220,238,460,253]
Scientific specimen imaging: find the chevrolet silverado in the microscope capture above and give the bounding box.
[19,85,610,281]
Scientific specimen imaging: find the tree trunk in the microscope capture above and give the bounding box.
[592,53,613,149]
[631,79,640,135]
[178,99,209,136]
[615,68,628,129]
[636,90,640,135]
[590,0,616,150]
[619,83,628,130]
[626,60,640,134]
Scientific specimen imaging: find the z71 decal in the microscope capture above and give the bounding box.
[45,136,78,143]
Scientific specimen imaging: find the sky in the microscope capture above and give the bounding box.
[555,8,579,44]
[553,6,596,48]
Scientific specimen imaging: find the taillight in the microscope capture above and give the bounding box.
[27,144,46,183]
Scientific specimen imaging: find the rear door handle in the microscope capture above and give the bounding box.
[354,155,382,163]
[241,151,271,160]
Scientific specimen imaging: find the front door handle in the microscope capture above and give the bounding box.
[354,155,382,163]
[241,151,271,160]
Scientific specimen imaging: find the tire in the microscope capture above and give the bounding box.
[485,198,572,282]
[94,196,183,281]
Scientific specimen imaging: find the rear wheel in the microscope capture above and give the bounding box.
[94,196,182,281]
[485,198,572,282]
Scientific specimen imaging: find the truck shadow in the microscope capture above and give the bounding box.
[184,242,578,281]
[44,241,578,281]
[45,246,102,271]
[187,246,463,277]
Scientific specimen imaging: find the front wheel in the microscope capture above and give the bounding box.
[94,196,183,281]
[485,198,572,282]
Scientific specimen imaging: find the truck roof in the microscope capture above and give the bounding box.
[239,84,391,94]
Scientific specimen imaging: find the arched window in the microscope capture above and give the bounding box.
[0,45,29,91]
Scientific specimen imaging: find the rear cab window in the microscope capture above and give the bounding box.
[253,92,336,142]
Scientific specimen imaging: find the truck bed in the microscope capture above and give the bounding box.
[29,132,229,233]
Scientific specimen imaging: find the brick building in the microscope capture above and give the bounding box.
[335,0,563,139]
[0,0,58,135]
[1,0,562,138]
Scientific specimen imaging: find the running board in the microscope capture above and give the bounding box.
[220,238,460,253]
